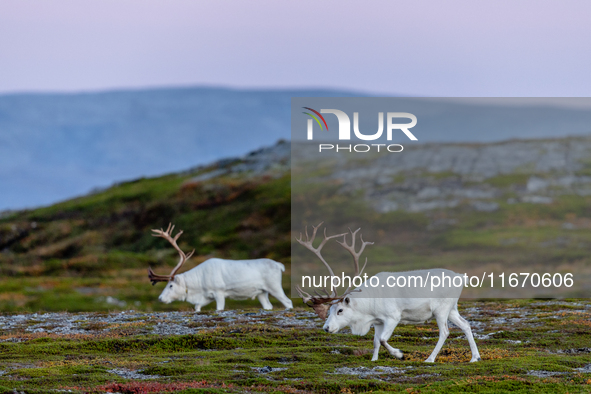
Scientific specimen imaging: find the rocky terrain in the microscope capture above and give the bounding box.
[0,300,590,393]
[292,137,591,213]
[193,136,591,215]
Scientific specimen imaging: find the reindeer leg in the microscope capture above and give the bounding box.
[257,292,273,310]
[214,294,225,311]
[378,317,403,360]
[372,323,384,361]
[425,313,450,363]
[448,308,481,362]
[268,286,293,310]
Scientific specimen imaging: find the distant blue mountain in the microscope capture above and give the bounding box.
[292,97,591,144]
[0,87,364,211]
[1,88,591,211]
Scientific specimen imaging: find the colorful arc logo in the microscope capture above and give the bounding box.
[302,107,329,131]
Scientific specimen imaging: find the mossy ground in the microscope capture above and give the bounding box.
[0,301,590,393]
[2,157,591,392]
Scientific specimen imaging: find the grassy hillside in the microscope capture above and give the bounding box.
[0,163,291,312]
[1,140,591,393]
[4,137,591,311]
[293,178,591,298]
[291,138,591,298]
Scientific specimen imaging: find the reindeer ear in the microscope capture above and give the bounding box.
[174,275,186,287]
[345,297,350,305]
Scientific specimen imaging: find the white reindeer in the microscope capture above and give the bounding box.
[148,223,293,311]
[296,223,481,363]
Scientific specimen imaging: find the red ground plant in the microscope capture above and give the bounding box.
[66,380,234,393]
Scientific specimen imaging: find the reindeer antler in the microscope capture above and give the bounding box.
[296,222,373,319]
[295,222,346,296]
[336,227,374,295]
[148,223,195,285]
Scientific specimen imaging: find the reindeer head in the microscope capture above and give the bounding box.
[148,223,195,303]
[295,222,373,321]
[323,296,356,333]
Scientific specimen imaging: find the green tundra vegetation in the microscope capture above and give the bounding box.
[1,157,591,392]
[0,167,291,312]
[0,302,590,393]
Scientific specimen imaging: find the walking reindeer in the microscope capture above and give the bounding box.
[296,222,481,362]
[148,223,292,311]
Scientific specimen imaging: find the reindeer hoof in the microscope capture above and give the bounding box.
[470,357,481,362]
[391,350,403,359]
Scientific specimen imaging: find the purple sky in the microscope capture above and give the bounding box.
[1,0,590,96]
